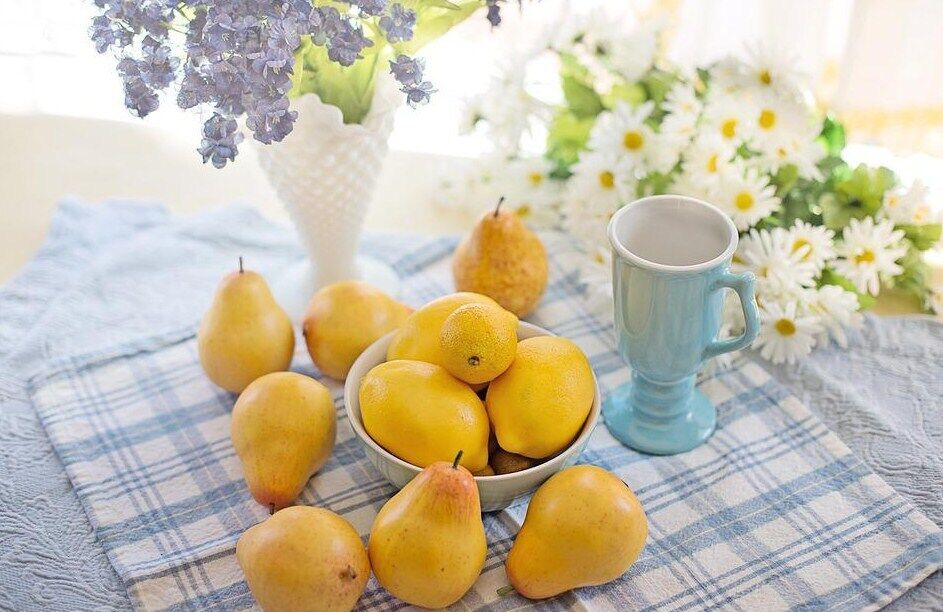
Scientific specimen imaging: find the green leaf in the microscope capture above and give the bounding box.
[291,38,380,124]
[818,268,876,310]
[393,0,480,54]
[546,111,594,172]
[604,82,647,108]
[818,114,846,157]
[562,75,603,119]
[820,164,897,230]
[770,164,799,198]
[887,241,932,303]
[898,223,942,251]
[641,69,677,105]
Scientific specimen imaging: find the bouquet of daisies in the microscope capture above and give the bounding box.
[449,15,942,365]
[88,0,521,167]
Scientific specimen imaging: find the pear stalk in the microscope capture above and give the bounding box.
[238,256,244,274]
[493,196,505,218]
[452,450,463,469]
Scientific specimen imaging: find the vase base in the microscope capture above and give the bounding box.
[272,256,402,321]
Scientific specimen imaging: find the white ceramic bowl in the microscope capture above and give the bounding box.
[343,321,600,512]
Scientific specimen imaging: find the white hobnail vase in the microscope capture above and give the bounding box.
[255,74,401,319]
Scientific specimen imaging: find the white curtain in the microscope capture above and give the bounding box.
[661,0,943,154]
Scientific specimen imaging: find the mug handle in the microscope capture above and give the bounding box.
[702,272,760,360]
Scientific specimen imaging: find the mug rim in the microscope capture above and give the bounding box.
[607,194,739,273]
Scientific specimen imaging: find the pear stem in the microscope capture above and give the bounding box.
[269,502,275,516]
[493,196,505,218]
[452,450,464,469]
[496,585,516,597]
[238,256,244,274]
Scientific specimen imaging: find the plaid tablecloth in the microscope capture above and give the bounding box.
[24,208,943,611]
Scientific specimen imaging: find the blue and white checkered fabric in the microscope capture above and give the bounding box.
[28,233,943,611]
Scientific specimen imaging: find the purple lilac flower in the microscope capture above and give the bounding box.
[350,0,387,17]
[327,20,373,66]
[123,76,159,117]
[198,113,243,168]
[247,97,298,144]
[389,54,423,87]
[389,55,434,107]
[379,4,415,43]
[87,0,516,167]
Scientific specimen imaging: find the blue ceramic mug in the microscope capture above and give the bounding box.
[602,195,759,455]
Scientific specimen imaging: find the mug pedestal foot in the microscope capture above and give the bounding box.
[602,381,716,455]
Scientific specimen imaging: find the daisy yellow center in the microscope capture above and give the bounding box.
[791,238,812,261]
[593,251,606,264]
[913,206,928,223]
[599,171,615,189]
[528,172,544,186]
[777,146,788,158]
[759,69,772,85]
[721,119,738,139]
[623,130,645,150]
[775,318,796,336]
[886,195,899,208]
[706,154,719,173]
[734,192,754,210]
[855,249,876,264]
[516,204,531,217]
[759,109,777,130]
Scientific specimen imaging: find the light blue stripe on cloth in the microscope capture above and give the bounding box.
[26,225,943,611]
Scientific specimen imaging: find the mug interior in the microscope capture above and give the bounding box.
[609,196,736,269]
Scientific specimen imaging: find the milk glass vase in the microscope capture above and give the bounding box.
[255,75,401,319]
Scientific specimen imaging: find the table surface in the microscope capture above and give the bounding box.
[1,112,939,316]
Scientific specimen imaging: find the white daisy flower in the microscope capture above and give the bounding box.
[809,284,863,349]
[741,41,805,97]
[834,217,908,296]
[567,150,636,208]
[753,301,822,365]
[754,128,825,180]
[785,220,836,272]
[491,157,563,229]
[575,246,615,321]
[588,101,657,172]
[681,134,737,190]
[745,90,807,153]
[604,23,658,83]
[715,165,780,230]
[660,83,702,142]
[736,227,817,296]
[668,170,717,202]
[708,57,749,96]
[882,179,929,225]
[702,93,752,146]
[930,285,943,315]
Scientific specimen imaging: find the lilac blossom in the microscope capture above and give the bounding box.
[87,0,516,167]
[379,4,415,43]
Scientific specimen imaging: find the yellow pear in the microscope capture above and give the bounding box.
[359,360,489,472]
[486,336,594,458]
[369,454,486,608]
[303,281,411,381]
[439,302,518,385]
[231,372,336,510]
[506,465,648,599]
[386,292,498,365]
[198,258,294,393]
[237,506,370,612]
[452,198,549,317]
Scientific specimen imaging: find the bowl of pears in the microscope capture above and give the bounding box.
[344,292,601,512]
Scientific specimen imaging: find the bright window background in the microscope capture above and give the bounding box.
[4,0,943,162]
